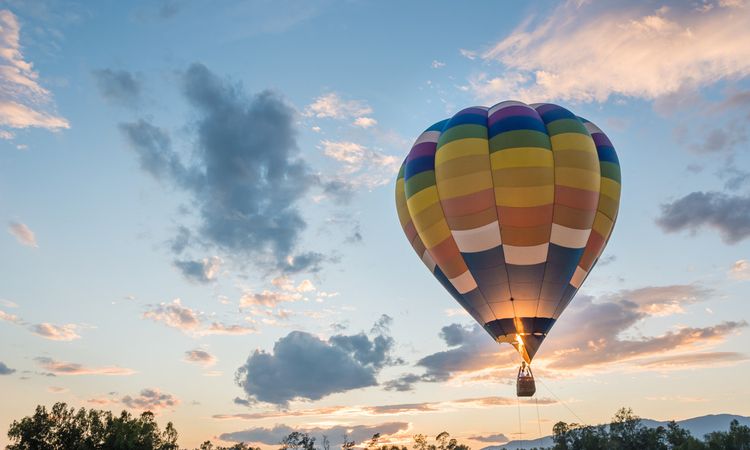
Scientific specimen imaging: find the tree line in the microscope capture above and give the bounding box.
[4,403,750,450]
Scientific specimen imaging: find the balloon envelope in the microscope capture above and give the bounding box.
[395,101,621,363]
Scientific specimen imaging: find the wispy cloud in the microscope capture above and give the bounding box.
[0,309,22,324]
[91,69,142,108]
[143,298,255,336]
[121,388,179,411]
[730,259,750,280]
[639,352,749,370]
[320,140,399,190]
[35,357,136,376]
[8,221,38,247]
[466,2,750,103]
[352,116,377,128]
[184,349,216,367]
[29,323,81,341]
[0,9,69,131]
[215,396,556,422]
[305,92,372,119]
[143,299,201,331]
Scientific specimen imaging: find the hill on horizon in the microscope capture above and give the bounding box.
[481,413,750,450]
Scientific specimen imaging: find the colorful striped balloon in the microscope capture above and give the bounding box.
[395,101,621,363]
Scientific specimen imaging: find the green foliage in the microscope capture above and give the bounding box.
[551,409,750,450]
[6,403,179,450]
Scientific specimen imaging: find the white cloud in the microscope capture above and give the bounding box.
[0,299,18,308]
[730,259,750,280]
[29,323,81,341]
[459,48,477,60]
[35,357,136,376]
[0,10,69,131]
[431,60,446,69]
[321,140,399,189]
[296,279,315,292]
[468,2,750,103]
[200,322,257,336]
[8,221,38,247]
[143,299,201,331]
[143,298,254,335]
[184,349,217,367]
[240,290,302,308]
[0,309,21,324]
[352,116,377,128]
[305,92,372,119]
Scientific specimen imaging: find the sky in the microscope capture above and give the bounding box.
[1,0,750,448]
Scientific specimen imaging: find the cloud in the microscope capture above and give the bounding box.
[35,357,135,376]
[29,323,81,341]
[469,433,510,444]
[730,259,750,280]
[601,285,711,316]
[143,299,201,331]
[386,323,513,391]
[240,290,302,308]
[0,309,22,324]
[47,386,68,393]
[688,122,748,154]
[541,289,748,370]
[656,191,750,243]
[320,140,399,190]
[0,361,15,375]
[240,277,319,308]
[0,299,18,308]
[236,315,398,405]
[202,322,256,336]
[394,284,745,382]
[121,388,179,411]
[305,92,372,120]
[467,2,750,103]
[0,9,69,131]
[219,422,409,446]
[173,256,222,283]
[639,352,749,369]
[352,116,377,128]
[431,60,446,69]
[91,69,142,108]
[8,221,38,247]
[120,63,321,273]
[214,396,556,421]
[184,349,216,366]
[143,298,255,335]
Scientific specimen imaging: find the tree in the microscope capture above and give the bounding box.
[280,431,316,450]
[6,403,179,450]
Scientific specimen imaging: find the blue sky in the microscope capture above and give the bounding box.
[1,0,750,447]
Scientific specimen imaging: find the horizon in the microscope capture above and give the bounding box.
[1,0,749,448]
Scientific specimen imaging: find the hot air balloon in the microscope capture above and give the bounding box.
[395,101,621,396]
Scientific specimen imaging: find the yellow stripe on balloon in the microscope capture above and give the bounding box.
[490,147,553,169]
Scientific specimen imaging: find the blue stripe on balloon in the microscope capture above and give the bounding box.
[489,115,547,137]
[404,155,435,180]
[444,113,487,128]
[597,145,619,164]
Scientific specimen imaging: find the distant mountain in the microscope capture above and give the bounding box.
[481,413,750,450]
